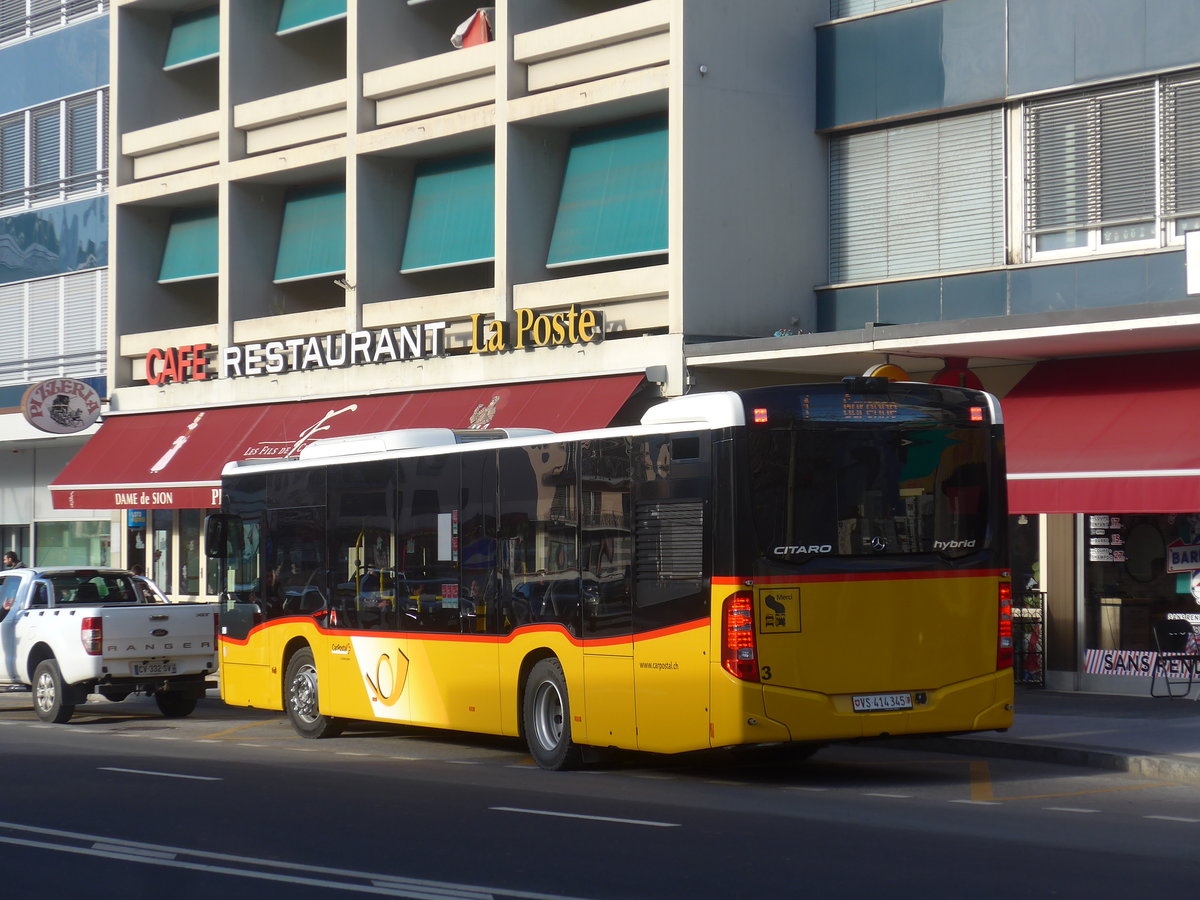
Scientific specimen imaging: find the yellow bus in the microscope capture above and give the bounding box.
[206,377,1014,769]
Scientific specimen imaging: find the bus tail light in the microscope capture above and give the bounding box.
[81,616,102,656]
[722,592,760,682]
[997,582,1013,670]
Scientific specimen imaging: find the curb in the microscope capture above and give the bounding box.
[882,735,1200,788]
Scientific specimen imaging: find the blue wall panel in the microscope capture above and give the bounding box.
[0,17,108,116]
[0,196,107,285]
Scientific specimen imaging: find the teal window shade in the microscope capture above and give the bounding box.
[274,183,345,283]
[163,6,219,70]
[400,152,495,273]
[547,116,668,268]
[277,0,346,35]
[159,206,218,283]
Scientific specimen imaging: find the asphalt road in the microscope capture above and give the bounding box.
[1,691,1199,898]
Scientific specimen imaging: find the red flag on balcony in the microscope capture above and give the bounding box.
[452,8,494,48]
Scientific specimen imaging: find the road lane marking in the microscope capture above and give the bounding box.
[1145,815,1200,823]
[1043,807,1100,814]
[0,819,597,899]
[949,799,1002,805]
[98,767,221,782]
[490,806,680,828]
[1000,782,1177,802]
[863,792,912,799]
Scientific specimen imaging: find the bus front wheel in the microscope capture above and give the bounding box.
[523,658,581,770]
[285,648,344,739]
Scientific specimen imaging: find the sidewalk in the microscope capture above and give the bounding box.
[900,687,1200,786]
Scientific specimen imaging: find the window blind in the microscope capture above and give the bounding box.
[1163,75,1200,221]
[1024,85,1155,236]
[829,109,1004,283]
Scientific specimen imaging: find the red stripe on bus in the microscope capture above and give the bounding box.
[712,569,1007,586]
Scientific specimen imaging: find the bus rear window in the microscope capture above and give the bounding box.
[748,423,992,561]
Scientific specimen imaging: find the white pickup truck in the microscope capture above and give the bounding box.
[0,567,218,723]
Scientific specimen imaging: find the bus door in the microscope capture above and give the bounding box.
[631,434,711,754]
[580,437,636,750]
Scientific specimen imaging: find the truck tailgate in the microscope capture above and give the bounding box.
[101,604,217,661]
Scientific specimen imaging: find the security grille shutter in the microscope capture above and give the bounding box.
[0,0,26,43]
[0,114,24,205]
[1025,85,1155,236]
[65,93,98,193]
[830,109,1003,283]
[634,500,703,581]
[0,282,24,381]
[28,0,59,32]
[830,0,915,17]
[30,104,60,201]
[26,277,61,379]
[62,270,104,372]
[65,1,104,24]
[1164,76,1200,221]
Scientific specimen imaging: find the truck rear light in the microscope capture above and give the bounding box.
[721,591,760,682]
[997,581,1013,670]
[81,616,102,656]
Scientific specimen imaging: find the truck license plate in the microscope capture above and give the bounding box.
[133,662,177,676]
[851,692,913,713]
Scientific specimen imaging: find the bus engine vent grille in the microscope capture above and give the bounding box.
[635,500,704,581]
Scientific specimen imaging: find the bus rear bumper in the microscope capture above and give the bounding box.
[751,671,1015,743]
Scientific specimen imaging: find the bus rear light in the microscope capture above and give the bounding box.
[81,617,102,656]
[997,582,1013,670]
[970,406,985,422]
[752,408,769,424]
[722,592,760,682]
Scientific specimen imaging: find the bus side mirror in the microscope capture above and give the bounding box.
[205,514,243,559]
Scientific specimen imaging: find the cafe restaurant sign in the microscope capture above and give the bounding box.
[145,305,603,385]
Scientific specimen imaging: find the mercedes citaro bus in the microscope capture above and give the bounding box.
[206,377,1013,768]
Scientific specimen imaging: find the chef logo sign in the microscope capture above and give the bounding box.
[144,305,603,385]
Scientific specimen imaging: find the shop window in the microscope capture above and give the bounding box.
[151,509,172,593]
[33,520,109,567]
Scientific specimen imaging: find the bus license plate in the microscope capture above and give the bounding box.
[852,692,913,713]
[133,662,177,676]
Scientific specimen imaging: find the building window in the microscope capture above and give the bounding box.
[33,519,110,567]
[829,109,1005,284]
[0,88,108,212]
[0,1,108,47]
[1023,72,1200,260]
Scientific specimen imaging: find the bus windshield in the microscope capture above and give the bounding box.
[747,421,992,561]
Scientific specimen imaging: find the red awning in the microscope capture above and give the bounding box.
[1003,352,1200,514]
[51,375,644,509]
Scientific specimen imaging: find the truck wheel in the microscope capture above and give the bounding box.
[155,692,198,718]
[284,648,344,739]
[33,659,75,724]
[522,658,581,770]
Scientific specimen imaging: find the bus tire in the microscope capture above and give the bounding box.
[284,647,344,739]
[523,658,581,770]
[33,658,75,724]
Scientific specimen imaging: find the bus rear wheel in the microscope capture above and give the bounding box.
[285,648,344,739]
[523,658,581,770]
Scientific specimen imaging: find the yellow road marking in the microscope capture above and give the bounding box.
[197,719,285,740]
[999,782,1179,802]
[970,760,994,802]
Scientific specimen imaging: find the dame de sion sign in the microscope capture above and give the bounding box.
[144,305,603,386]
